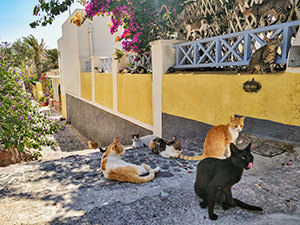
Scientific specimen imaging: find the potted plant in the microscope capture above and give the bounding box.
[38,96,48,106]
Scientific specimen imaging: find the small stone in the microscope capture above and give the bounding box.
[156,171,174,178]
[74,174,84,180]
[160,164,169,170]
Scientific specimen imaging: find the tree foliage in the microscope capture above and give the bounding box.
[31,0,184,54]
[43,48,59,70]
[11,39,33,72]
[23,35,47,79]
[30,0,75,28]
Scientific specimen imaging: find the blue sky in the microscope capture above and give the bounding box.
[0,0,83,49]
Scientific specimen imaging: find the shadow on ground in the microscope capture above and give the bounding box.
[0,135,300,225]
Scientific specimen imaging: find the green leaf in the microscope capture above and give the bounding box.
[4,141,13,149]
[18,143,25,152]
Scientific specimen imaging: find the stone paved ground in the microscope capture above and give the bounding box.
[40,107,89,152]
[53,121,89,152]
[0,131,300,225]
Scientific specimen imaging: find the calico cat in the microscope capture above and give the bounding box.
[248,35,279,74]
[101,137,160,183]
[149,137,182,159]
[194,143,263,220]
[180,116,245,161]
[0,147,33,167]
[130,134,158,148]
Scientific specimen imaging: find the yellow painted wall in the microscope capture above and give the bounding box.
[163,72,300,127]
[94,73,113,109]
[80,72,92,101]
[32,85,37,98]
[36,82,43,99]
[117,74,153,125]
[61,94,66,118]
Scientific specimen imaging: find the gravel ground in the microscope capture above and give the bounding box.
[53,121,89,152]
[40,107,89,152]
[0,133,300,225]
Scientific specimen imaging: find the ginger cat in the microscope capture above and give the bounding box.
[101,137,160,183]
[180,116,245,161]
[88,141,99,149]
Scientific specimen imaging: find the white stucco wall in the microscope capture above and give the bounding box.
[287,28,300,73]
[58,9,117,98]
[90,16,116,57]
[58,11,81,97]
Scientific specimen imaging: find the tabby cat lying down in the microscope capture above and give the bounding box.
[101,137,160,183]
[194,143,263,220]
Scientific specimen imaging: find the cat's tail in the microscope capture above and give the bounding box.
[133,164,160,183]
[179,153,207,161]
[106,164,160,184]
[99,147,107,153]
[234,198,263,211]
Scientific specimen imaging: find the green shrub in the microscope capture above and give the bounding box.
[0,42,63,157]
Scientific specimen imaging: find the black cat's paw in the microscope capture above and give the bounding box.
[222,203,231,210]
[209,214,218,220]
[200,201,208,208]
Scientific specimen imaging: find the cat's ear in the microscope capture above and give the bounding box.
[113,137,119,144]
[112,137,123,154]
[230,143,239,154]
[230,116,235,122]
[173,136,177,140]
[245,143,252,151]
[240,116,245,122]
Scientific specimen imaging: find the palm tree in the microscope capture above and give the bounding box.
[12,39,33,74]
[43,49,58,70]
[23,35,47,79]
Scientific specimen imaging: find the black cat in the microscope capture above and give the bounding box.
[194,143,263,220]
